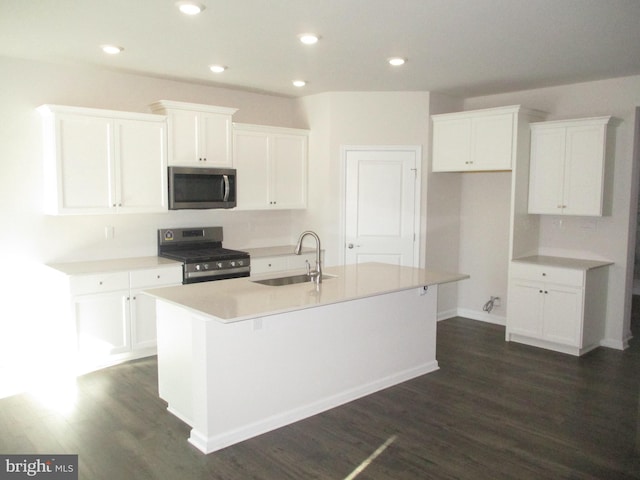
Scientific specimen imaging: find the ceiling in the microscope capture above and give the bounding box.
[1,0,640,98]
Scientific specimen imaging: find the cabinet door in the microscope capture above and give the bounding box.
[542,285,583,346]
[201,112,233,167]
[234,129,270,209]
[271,134,307,209]
[432,117,471,172]
[528,127,566,214]
[55,114,114,213]
[74,291,130,364]
[472,113,514,170]
[130,291,158,350]
[507,280,544,338]
[116,119,168,212]
[167,110,199,165]
[562,125,606,216]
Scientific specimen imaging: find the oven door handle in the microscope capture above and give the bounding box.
[222,174,230,202]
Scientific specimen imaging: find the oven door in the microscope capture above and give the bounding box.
[169,166,236,210]
[183,263,250,283]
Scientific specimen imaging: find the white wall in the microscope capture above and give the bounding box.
[462,75,640,347]
[296,91,432,267]
[424,93,464,318]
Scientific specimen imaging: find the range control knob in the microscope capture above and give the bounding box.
[217,262,223,269]
[230,261,237,267]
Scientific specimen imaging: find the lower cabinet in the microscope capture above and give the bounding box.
[250,252,317,276]
[506,259,610,356]
[68,264,182,372]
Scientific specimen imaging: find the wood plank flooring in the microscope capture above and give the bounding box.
[1,310,639,479]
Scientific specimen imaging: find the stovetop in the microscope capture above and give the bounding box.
[159,247,249,263]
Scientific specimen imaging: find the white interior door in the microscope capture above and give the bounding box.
[344,147,419,266]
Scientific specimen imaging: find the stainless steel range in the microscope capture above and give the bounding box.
[157,226,250,284]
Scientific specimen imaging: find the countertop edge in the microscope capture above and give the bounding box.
[512,255,614,270]
[146,263,469,324]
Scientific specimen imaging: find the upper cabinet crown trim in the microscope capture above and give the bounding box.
[530,115,612,129]
[431,104,546,121]
[38,104,166,122]
[233,122,310,135]
[149,100,238,116]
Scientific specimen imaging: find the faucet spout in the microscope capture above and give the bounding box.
[294,231,322,284]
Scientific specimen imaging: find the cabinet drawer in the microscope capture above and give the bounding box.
[130,266,183,288]
[510,263,584,287]
[70,271,130,295]
[250,257,289,276]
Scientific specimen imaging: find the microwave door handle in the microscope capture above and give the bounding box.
[222,175,230,202]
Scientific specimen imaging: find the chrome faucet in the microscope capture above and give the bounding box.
[295,230,322,284]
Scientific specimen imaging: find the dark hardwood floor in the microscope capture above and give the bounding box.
[1,306,640,479]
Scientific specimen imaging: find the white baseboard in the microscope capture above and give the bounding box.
[454,308,506,326]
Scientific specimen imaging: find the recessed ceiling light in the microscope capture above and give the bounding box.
[176,1,205,15]
[209,65,227,73]
[388,57,406,66]
[292,80,307,87]
[101,45,123,55]
[298,33,319,45]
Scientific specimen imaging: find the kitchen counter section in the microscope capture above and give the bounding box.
[240,245,316,258]
[151,262,468,454]
[48,256,181,275]
[512,255,613,270]
[147,262,467,323]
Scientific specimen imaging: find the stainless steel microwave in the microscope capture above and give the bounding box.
[168,166,237,210]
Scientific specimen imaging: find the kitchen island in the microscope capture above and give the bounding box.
[146,262,468,454]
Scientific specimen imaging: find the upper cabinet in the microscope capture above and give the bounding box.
[432,106,540,172]
[233,123,308,210]
[528,116,611,216]
[38,105,168,215]
[150,100,237,168]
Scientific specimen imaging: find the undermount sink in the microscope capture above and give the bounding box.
[252,273,336,287]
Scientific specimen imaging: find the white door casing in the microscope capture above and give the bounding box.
[342,146,421,267]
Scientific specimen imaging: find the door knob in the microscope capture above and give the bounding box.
[347,243,361,249]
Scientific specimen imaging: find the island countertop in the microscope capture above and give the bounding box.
[146,262,468,323]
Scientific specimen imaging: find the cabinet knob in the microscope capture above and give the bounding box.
[539,289,543,293]
[542,272,546,276]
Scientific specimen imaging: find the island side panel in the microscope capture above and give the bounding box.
[172,285,439,454]
[156,300,197,425]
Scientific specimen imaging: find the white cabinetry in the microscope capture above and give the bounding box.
[506,257,611,356]
[38,105,167,215]
[233,123,308,209]
[250,251,316,276]
[58,262,182,373]
[150,100,237,167]
[432,105,531,172]
[528,116,611,216]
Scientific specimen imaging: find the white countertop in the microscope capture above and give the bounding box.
[240,245,316,257]
[147,262,468,323]
[512,255,613,270]
[47,256,182,275]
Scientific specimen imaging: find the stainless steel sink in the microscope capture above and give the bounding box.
[252,273,335,287]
